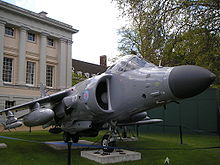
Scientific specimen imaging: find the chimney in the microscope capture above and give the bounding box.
[39,11,48,17]
[100,55,107,67]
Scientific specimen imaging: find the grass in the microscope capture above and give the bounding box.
[0,130,220,165]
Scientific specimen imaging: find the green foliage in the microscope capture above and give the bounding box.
[179,0,220,34]
[112,0,220,87]
[72,72,86,86]
[115,0,167,63]
[162,28,220,87]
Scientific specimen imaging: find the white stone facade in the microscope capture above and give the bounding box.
[0,1,78,114]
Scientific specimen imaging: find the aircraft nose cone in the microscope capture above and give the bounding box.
[169,65,216,99]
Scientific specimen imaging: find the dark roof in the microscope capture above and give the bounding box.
[72,59,107,75]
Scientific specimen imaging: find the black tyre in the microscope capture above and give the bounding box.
[101,135,116,153]
[63,132,71,143]
[71,135,79,143]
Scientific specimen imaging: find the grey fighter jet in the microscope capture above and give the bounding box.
[0,55,216,151]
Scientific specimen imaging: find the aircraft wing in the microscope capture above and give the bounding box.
[0,89,71,113]
[117,119,163,126]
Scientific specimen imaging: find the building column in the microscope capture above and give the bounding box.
[0,21,6,86]
[58,38,67,89]
[17,26,27,85]
[66,40,73,88]
[39,33,47,86]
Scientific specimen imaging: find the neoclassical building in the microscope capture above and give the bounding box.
[0,1,78,112]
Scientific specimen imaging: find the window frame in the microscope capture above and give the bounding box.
[5,100,16,109]
[26,61,35,86]
[27,32,36,42]
[47,38,54,47]
[3,57,13,83]
[5,26,14,37]
[46,65,54,88]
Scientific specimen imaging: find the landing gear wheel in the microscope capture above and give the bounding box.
[101,134,116,153]
[71,135,79,143]
[63,132,71,143]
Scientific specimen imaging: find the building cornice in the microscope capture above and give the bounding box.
[0,19,6,25]
[0,1,79,34]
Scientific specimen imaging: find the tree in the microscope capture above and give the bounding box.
[113,0,220,87]
[113,0,220,57]
[162,28,220,87]
[72,72,86,86]
[179,0,220,34]
[115,0,168,63]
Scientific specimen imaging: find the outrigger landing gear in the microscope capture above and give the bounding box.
[63,132,79,143]
[63,132,76,165]
[72,135,79,143]
[63,132,70,142]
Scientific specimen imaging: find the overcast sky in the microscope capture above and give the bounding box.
[3,0,124,65]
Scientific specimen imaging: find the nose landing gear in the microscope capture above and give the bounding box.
[101,121,118,153]
[101,134,116,153]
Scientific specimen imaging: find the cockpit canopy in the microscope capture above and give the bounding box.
[106,55,155,73]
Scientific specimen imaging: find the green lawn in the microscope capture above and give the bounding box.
[0,130,220,165]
